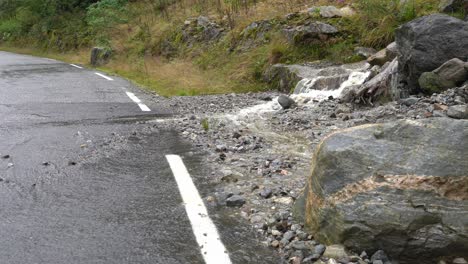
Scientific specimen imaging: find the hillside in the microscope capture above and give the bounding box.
[0,0,459,96]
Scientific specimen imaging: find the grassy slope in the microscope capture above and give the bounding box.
[0,0,451,96]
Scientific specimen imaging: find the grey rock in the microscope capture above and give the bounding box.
[283,22,338,45]
[278,95,296,109]
[367,49,388,66]
[370,250,389,262]
[323,244,347,259]
[283,230,295,241]
[373,261,383,264]
[319,6,343,18]
[447,105,468,119]
[301,118,468,263]
[314,244,326,255]
[396,14,468,94]
[419,58,468,93]
[259,188,273,198]
[225,195,245,207]
[90,47,111,66]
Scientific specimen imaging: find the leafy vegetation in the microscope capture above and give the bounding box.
[0,0,449,96]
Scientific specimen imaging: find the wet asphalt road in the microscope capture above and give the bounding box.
[0,51,278,264]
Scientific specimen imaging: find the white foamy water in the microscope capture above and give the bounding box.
[291,71,371,103]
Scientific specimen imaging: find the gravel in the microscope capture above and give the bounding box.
[144,84,467,263]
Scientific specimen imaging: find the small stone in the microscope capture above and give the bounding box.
[326,259,338,264]
[314,244,326,255]
[42,162,50,166]
[283,230,295,241]
[259,188,273,199]
[278,95,296,109]
[225,195,245,207]
[323,244,347,259]
[271,240,280,248]
[291,224,301,231]
[1,154,10,159]
[273,196,294,205]
[373,261,383,264]
[68,161,77,166]
[271,230,282,236]
[7,163,14,168]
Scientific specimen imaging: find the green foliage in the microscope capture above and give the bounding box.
[349,0,439,48]
[86,0,129,46]
[0,19,21,40]
[201,118,209,131]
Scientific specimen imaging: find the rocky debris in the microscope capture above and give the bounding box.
[367,42,398,66]
[300,118,468,263]
[148,71,468,263]
[90,47,111,66]
[419,58,468,93]
[182,16,224,45]
[283,22,338,45]
[439,0,468,12]
[277,95,295,109]
[237,20,273,50]
[396,14,468,95]
[354,47,377,59]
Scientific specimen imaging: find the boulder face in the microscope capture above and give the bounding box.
[90,47,111,66]
[395,14,468,95]
[419,58,468,93]
[283,22,338,45]
[302,118,468,263]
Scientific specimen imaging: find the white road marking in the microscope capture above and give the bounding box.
[137,103,151,112]
[70,64,83,69]
[95,72,113,81]
[165,155,232,264]
[125,92,151,112]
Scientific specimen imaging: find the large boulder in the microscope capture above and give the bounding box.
[395,14,468,95]
[90,47,111,67]
[182,16,224,45]
[301,118,468,263]
[419,58,468,93]
[439,0,468,12]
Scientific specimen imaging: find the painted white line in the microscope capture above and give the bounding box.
[70,64,83,69]
[126,92,142,103]
[125,92,151,112]
[165,155,232,264]
[137,103,151,112]
[95,72,113,81]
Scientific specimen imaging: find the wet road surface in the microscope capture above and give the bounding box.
[0,51,278,263]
